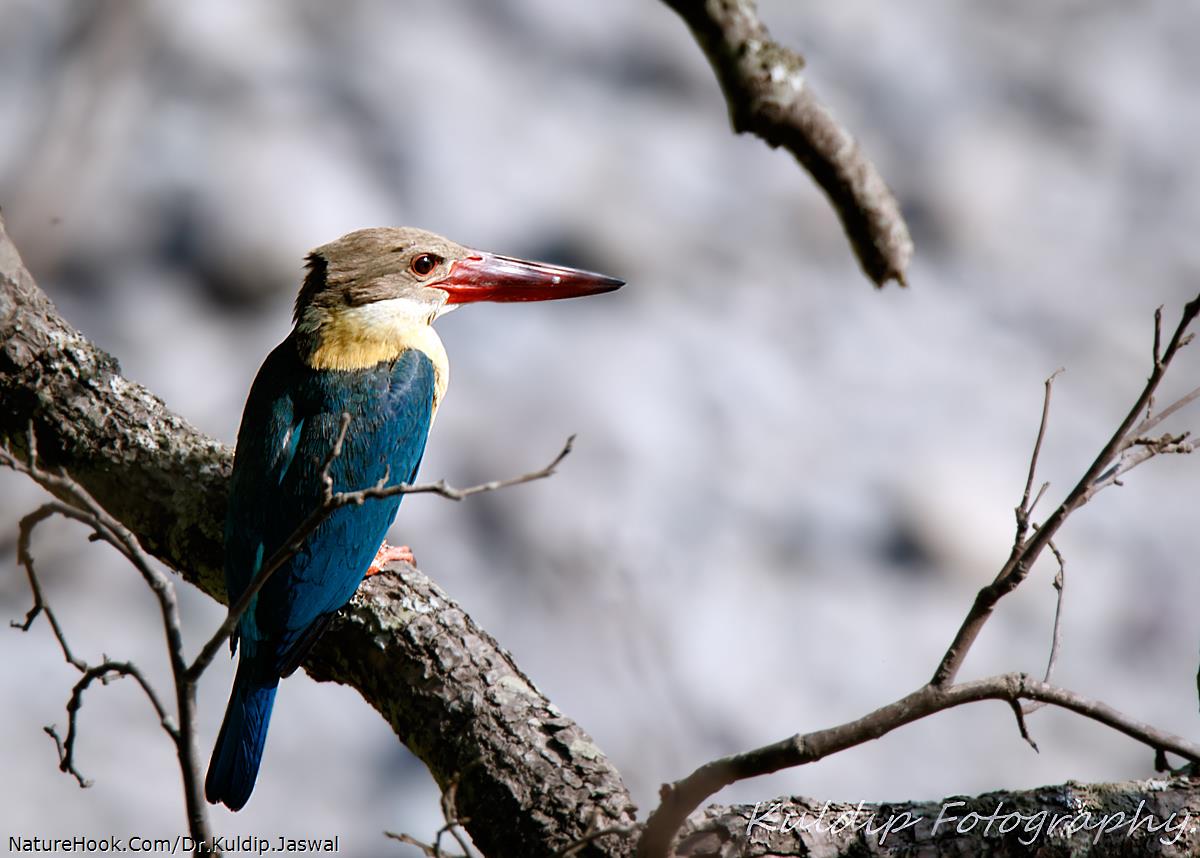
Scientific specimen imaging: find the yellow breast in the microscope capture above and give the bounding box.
[303,301,450,417]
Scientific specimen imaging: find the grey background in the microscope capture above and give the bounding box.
[2,1,1198,854]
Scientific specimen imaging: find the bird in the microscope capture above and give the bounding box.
[205,227,623,811]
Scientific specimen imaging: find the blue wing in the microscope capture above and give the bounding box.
[208,338,434,811]
[209,334,434,810]
[223,333,435,672]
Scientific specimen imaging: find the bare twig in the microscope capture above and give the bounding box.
[382,434,574,502]
[384,832,447,857]
[384,778,479,858]
[438,779,478,858]
[1153,306,1164,366]
[320,411,353,501]
[6,410,575,855]
[637,672,1200,857]
[41,726,82,785]
[1024,539,1067,717]
[13,504,88,668]
[639,296,1200,858]
[2,437,211,849]
[1015,369,1063,544]
[1133,385,1200,437]
[186,431,574,683]
[1007,698,1039,753]
[51,660,176,787]
[660,0,912,287]
[1092,431,1194,494]
[931,295,1200,688]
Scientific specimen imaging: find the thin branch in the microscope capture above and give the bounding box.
[639,296,1200,857]
[384,778,479,858]
[1007,698,1039,753]
[1014,369,1063,546]
[41,726,83,785]
[439,780,479,858]
[637,672,1200,857]
[374,434,575,503]
[186,432,574,683]
[557,818,640,858]
[50,660,177,788]
[13,503,178,788]
[13,504,88,669]
[1133,384,1200,437]
[931,294,1200,688]
[384,831,446,857]
[1093,430,1194,493]
[1153,306,1164,367]
[2,437,212,849]
[659,0,912,287]
[1024,539,1067,717]
[320,411,353,502]
[1027,480,1049,519]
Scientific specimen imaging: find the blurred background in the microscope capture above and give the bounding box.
[2,0,1199,853]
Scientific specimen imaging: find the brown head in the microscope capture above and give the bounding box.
[293,227,623,373]
[296,226,622,325]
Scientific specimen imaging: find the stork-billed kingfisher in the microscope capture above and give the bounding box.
[205,227,622,811]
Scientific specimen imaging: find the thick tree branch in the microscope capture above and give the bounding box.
[661,0,913,287]
[0,222,229,597]
[0,214,637,858]
[671,776,1200,856]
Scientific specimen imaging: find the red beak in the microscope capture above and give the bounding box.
[435,252,624,304]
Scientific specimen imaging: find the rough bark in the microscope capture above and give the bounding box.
[676,778,1200,856]
[0,223,229,597]
[660,0,913,288]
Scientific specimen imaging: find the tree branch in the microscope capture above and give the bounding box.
[932,296,1200,688]
[1023,539,1067,717]
[638,673,1200,857]
[638,296,1200,856]
[660,0,913,287]
[671,776,1200,856]
[185,418,573,686]
[48,660,175,787]
[385,777,481,858]
[4,437,212,846]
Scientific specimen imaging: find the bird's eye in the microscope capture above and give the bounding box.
[410,253,442,277]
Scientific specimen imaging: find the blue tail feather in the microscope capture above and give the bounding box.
[205,658,279,811]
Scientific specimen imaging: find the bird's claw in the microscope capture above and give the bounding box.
[364,540,415,578]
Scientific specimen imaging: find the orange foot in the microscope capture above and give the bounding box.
[364,540,415,578]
